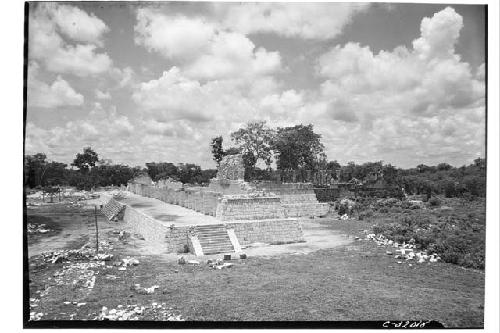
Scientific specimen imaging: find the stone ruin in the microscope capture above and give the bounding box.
[216,154,245,180]
[127,154,329,221]
[208,154,256,195]
[121,153,329,255]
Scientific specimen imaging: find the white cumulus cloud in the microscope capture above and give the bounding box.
[28,62,84,108]
[134,9,281,80]
[311,6,485,166]
[29,3,112,77]
[217,2,369,39]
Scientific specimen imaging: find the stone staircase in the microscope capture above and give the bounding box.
[101,198,126,221]
[195,224,235,255]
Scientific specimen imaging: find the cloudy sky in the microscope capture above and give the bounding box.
[25,2,486,169]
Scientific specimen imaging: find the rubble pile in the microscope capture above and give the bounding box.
[28,223,52,234]
[98,302,184,321]
[207,258,234,270]
[52,261,105,289]
[39,241,114,264]
[113,256,140,271]
[364,233,441,264]
[130,283,160,295]
[29,296,45,320]
[30,311,44,321]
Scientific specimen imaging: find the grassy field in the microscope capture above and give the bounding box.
[26,199,485,327]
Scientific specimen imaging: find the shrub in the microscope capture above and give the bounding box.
[358,209,374,221]
[428,197,441,207]
[370,213,485,269]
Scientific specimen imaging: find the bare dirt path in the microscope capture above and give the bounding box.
[27,202,114,257]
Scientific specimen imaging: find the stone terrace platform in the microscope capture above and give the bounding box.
[104,192,304,255]
[115,192,221,227]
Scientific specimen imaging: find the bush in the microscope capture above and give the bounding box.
[358,209,374,221]
[428,197,441,207]
[370,213,485,269]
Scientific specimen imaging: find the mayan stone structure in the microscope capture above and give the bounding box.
[216,154,245,180]
[120,153,333,255]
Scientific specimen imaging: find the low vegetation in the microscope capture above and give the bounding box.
[347,196,485,270]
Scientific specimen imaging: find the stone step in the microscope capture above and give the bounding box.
[201,242,233,248]
[196,227,227,232]
[197,232,228,237]
[195,226,226,231]
[198,234,232,240]
[199,242,233,248]
[194,224,235,255]
[198,238,231,246]
[203,247,234,255]
[198,230,227,237]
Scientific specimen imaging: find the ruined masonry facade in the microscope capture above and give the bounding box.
[119,154,327,253]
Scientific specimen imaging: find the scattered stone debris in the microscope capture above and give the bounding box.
[122,257,140,266]
[28,223,52,234]
[98,302,184,321]
[52,261,104,289]
[30,311,44,321]
[131,284,160,295]
[207,259,234,270]
[364,232,441,265]
[39,241,114,264]
[118,231,130,241]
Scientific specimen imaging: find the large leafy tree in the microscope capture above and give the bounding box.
[272,124,325,171]
[230,121,275,170]
[71,147,99,173]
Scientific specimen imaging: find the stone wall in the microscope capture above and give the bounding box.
[122,206,169,245]
[121,201,303,253]
[127,183,221,216]
[254,182,330,218]
[228,219,304,246]
[216,196,285,221]
[313,188,341,202]
[283,203,330,218]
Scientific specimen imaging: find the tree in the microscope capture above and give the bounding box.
[72,147,99,173]
[210,136,225,167]
[382,164,399,186]
[44,161,68,186]
[224,147,241,156]
[326,160,341,171]
[230,121,275,170]
[24,153,48,187]
[177,163,202,184]
[272,124,325,171]
[145,162,178,181]
[437,163,453,171]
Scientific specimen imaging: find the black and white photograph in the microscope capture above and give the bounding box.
[10,0,499,330]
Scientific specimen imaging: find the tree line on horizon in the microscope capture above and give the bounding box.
[24,121,486,198]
